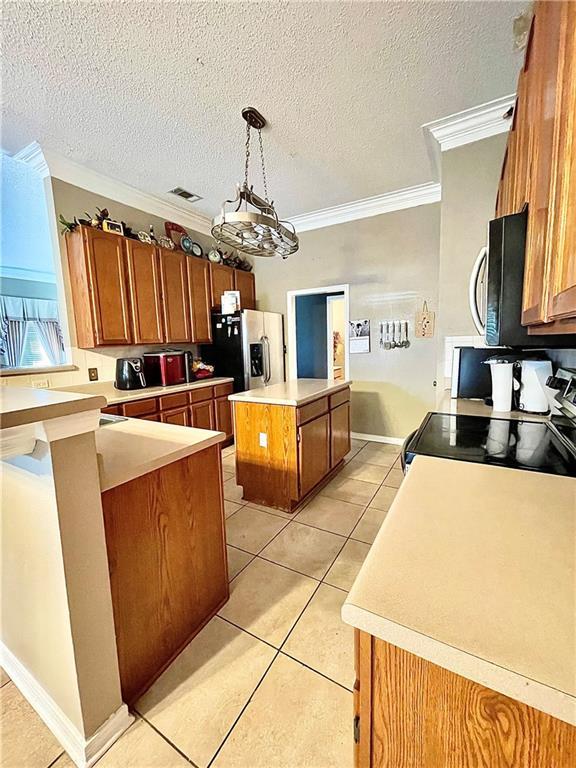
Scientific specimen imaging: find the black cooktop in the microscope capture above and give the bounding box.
[405,413,576,476]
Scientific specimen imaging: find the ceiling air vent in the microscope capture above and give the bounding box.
[168,187,203,204]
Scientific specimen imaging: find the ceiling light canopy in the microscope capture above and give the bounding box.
[211,107,299,259]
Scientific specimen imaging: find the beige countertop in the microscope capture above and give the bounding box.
[228,378,351,407]
[95,417,225,491]
[437,390,550,423]
[54,377,234,406]
[0,386,106,429]
[342,455,576,725]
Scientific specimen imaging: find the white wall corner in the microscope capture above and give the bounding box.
[0,643,134,768]
[422,94,516,178]
[289,182,441,233]
[11,142,213,236]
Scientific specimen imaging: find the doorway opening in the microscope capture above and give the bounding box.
[286,285,350,381]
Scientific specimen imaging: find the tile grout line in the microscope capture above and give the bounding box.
[135,712,201,767]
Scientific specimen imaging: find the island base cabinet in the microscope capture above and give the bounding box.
[101,445,228,703]
[354,630,576,768]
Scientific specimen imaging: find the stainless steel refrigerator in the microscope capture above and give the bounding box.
[200,310,285,392]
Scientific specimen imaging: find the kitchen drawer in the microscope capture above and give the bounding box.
[102,404,121,415]
[141,413,160,422]
[121,397,158,417]
[297,397,329,426]
[330,387,350,410]
[213,381,234,398]
[189,386,214,404]
[159,391,189,411]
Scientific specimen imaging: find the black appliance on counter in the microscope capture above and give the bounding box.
[401,411,576,477]
[115,357,146,390]
[470,209,576,347]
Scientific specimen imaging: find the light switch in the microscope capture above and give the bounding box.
[259,432,268,448]
[32,378,50,388]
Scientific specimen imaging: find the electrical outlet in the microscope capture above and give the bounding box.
[259,432,268,448]
[32,378,50,388]
[88,367,99,381]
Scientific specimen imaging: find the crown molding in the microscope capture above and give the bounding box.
[11,142,212,236]
[422,94,515,178]
[289,181,441,233]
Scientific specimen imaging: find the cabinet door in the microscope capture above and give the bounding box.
[214,395,233,439]
[160,407,189,427]
[522,0,563,325]
[330,402,350,469]
[547,1,576,322]
[159,249,191,342]
[84,228,132,344]
[298,413,330,498]
[210,263,235,308]
[234,269,256,310]
[187,257,212,342]
[125,240,164,344]
[189,400,215,430]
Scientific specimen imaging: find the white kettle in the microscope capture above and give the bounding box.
[518,360,553,414]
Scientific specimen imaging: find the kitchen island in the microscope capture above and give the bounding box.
[343,455,576,767]
[230,379,351,512]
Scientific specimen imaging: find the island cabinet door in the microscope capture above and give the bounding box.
[214,396,233,439]
[83,227,132,345]
[187,256,212,343]
[159,249,191,343]
[190,400,215,430]
[124,240,164,344]
[330,401,350,468]
[298,413,330,498]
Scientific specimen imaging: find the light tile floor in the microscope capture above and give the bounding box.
[3,438,403,768]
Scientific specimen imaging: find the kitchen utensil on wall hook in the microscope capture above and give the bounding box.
[384,322,391,350]
[379,322,384,349]
[403,320,411,348]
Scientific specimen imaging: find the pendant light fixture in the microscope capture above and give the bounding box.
[211,107,299,259]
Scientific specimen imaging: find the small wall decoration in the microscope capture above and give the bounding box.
[415,301,436,338]
[349,319,370,353]
[102,219,124,235]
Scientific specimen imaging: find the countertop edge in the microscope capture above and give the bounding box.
[54,377,235,407]
[97,428,226,492]
[229,380,351,406]
[341,603,576,726]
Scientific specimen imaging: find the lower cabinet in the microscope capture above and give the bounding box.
[298,413,330,497]
[108,382,234,444]
[330,401,351,468]
[101,446,228,703]
[190,400,215,430]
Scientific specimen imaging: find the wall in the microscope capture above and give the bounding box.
[1,178,209,389]
[254,204,441,439]
[295,294,328,378]
[1,155,56,282]
[436,133,507,389]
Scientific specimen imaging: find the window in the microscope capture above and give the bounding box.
[1,153,67,371]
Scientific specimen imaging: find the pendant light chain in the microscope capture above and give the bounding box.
[258,128,270,203]
[244,121,251,188]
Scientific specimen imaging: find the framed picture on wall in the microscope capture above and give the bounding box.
[349,319,370,353]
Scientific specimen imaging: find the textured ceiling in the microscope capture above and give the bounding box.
[3,1,526,219]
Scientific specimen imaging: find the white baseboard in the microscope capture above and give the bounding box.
[351,431,404,446]
[0,643,133,767]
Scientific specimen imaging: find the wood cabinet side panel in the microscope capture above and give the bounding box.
[234,401,298,509]
[101,447,228,703]
[65,230,97,348]
[214,395,233,439]
[369,638,576,768]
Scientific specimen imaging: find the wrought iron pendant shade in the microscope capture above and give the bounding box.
[211,108,299,259]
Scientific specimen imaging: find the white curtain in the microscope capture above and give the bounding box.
[0,295,64,367]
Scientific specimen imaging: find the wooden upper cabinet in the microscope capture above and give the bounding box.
[159,249,191,343]
[187,257,212,343]
[210,263,235,309]
[234,270,256,310]
[66,226,132,347]
[545,0,576,323]
[124,240,164,344]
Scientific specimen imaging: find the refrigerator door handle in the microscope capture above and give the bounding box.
[263,335,272,384]
[260,336,269,383]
